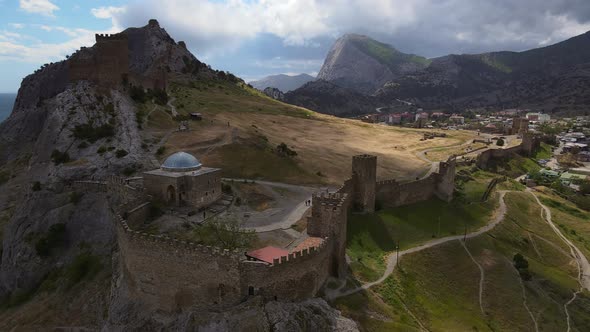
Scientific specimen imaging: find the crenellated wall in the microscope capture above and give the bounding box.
[115,216,243,312]
[94,153,459,313]
[240,239,332,301]
[476,133,542,169]
[69,33,129,87]
[376,156,456,208]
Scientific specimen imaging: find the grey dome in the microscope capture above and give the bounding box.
[161,152,202,172]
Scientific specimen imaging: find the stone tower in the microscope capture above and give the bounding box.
[352,154,377,213]
[435,156,456,202]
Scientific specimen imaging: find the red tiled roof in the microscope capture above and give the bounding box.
[293,237,324,252]
[246,246,288,264]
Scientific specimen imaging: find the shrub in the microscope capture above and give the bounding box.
[97,146,107,154]
[496,138,505,146]
[35,223,67,257]
[51,149,70,165]
[122,165,137,176]
[276,142,297,157]
[73,123,115,143]
[69,192,83,205]
[151,88,169,106]
[64,253,102,288]
[77,141,88,149]
[129,85,148,103]
[222,183,233,194]
[156,146,166,156]
[32,181,41,191]
[115,149,128,158]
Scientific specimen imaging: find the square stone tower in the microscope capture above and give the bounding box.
[352,154,377,213]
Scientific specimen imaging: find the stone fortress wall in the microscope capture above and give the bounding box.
[476,133,542,169]
[373,156,456,209]
[69,33,129,87]
[68,20,167,90]
[74,153,457,313]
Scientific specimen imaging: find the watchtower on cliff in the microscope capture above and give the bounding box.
[352,154,377,213]
[68,33,129,87]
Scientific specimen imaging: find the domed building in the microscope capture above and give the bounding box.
[143,151,222,208]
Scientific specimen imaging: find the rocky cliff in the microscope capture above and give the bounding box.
[284,80,378,117]
[291,31,590,117]
[251,73,314,92]
[263,87,285,101]
[0,20,356,331]
[317,34,430,94]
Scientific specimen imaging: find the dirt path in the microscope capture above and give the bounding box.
[528,190,590,291]
[167,96,178,117]
[461,240,485,315]
[329,191,508,299]
[528,189,590,332]
[508,259,539,332]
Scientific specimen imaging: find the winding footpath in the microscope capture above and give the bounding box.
[528,189,590,332]
[461,240,485,315]
[329,191,509,300]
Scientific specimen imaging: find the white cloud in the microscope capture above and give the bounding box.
[9,23,25,29]
[104,0,590,58]
[19,0,59,17]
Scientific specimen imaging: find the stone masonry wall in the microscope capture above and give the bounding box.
[375,156,456,208]
[240,239,332,301]
[116,216,243,312]
[352,155,376,213]
[476,133,541,169]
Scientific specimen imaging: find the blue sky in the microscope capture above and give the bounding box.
[1,0,590,93]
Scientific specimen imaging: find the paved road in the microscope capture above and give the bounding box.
[223,178,328,232]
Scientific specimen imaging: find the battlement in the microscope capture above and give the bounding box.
[268,238,329,266]
[95,33,128,42]
[116,212,241,259]
[376,179,399,186]
[352,154,377,161]
[148,19,160,28]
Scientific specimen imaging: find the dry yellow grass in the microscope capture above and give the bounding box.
[153,82,478,184]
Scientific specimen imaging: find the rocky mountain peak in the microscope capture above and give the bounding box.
[317,34,430,93]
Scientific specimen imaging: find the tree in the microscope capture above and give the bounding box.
[199,217,255,250]
[496,138,505,146]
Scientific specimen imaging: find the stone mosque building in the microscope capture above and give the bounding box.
[143,151,222,208]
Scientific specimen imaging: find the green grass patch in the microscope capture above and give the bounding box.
[534,142,553,160]
[208,140,322,184]
[347,196,495,281]
[170,81,313,119]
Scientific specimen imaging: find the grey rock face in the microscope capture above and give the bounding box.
[317,34,428,94]
[263,87,285,101]
[250,74,314,92]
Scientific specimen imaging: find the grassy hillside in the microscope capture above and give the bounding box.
[350,35,431,70]
[335,190,590,331]
[347,167,498,282]
[141,79,476,185]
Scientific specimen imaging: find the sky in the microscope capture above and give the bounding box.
[1,0,590,92]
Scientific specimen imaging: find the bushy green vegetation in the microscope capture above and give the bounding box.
[534,142,553,160]
[50,149,70,165]
[115,149,128,158]
[352,36,431,69]
[72,123,115,143]
[64,253,102,289]
[35,223,67,257]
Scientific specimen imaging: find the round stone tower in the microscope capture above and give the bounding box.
[352,154,377,213]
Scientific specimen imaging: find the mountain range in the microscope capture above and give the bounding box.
[249,73,314,92]
[285,31,590,117]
